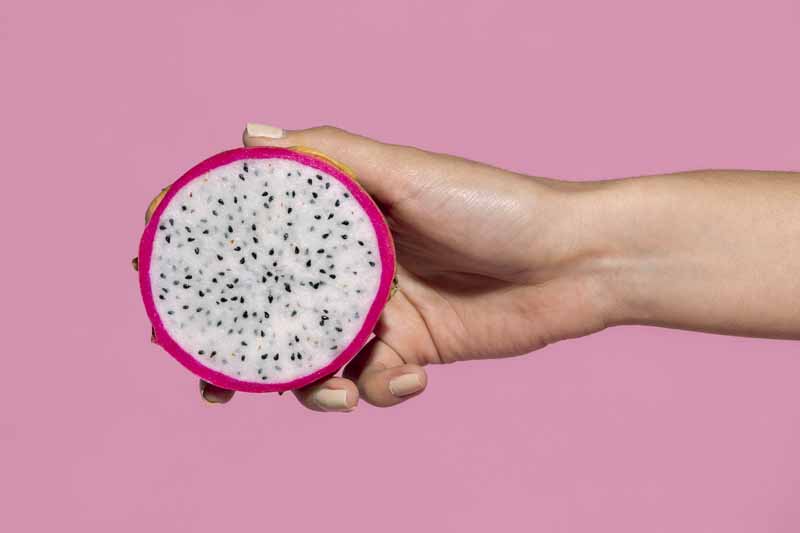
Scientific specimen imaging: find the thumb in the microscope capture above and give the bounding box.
[243,123,416,206]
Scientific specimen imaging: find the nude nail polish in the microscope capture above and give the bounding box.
[246,122,285,139]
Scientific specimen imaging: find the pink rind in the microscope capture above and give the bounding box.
[138,147,396,393]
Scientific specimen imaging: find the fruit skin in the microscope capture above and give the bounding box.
[138,146,396,393]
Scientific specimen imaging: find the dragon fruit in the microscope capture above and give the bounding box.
[138,147,396,393]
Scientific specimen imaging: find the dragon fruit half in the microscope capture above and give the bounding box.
[138,147,396,392]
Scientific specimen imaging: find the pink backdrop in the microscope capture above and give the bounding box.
[2,1,799,531]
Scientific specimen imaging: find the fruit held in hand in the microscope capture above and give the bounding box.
[138,147,395,392]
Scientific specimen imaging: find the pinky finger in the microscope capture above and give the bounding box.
[199,380,235,404]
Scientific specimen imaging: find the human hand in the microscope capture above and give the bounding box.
[140,124,614,410]
[139,126,800,411]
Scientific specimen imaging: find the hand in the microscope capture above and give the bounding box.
[139,124,615,411]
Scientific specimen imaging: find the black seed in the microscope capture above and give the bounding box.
[243,163,249,172]
[284,283,291,293]
[159,295,165,300]
[196,307,202,313]
[341,235,348,240]
[199,350,205,355]
[165,235,171,243]
[314,214,321,220]
[329,274,337,279]
[212,278,218,283]
[239,173,245,181]
[212,210,218,216]
[241,341,248,346]
[221,297,228,302]
[253,236,259,243]
[217,321,222,326]
[251,252,257,260]
[344,192,350,198]
[217,254,224,261]
[295,336,300,342]
[240,257,246,264]
[199,291,204,297]
[234,246,241,252]
[268,295,273,303]
[211,351,217,357]
[182,305,189,310]
[307,178,313,185]
[243,311,249,318]
[369,261,376,267]
[194,247,200,254]
[185,226,191,233]
[160,273,166,279]
[317,249,324,254]
[316,174,323,180]
[342,220,350,226]
[305,260,311,267]
[294,246,300,254]
[228,225,234,233]
[328,213,334,220]
[261,353,268,360]
[218,199,224,205]
[312,192,318,199]
[234,196,238,204]
[335,327,342,332]
[240,296,245,303]
[335,200,340,207]
[264,311,270,318]
[290,354,295,361]
[169,218,174,226]
[185,275,193,280]
[273,354,279,361]
[159,225,166,230]
[322,233,330,239]
[260,330,265,337]
[358,240,364,246]
[287,207,293,214]
[167,310,174,315]
[261,276,267,283]
[241,355,246,361]
[269,248,274,255]
[183,284,191,289]
[325,182,330,189]
[283,233,288,240]
[188,237,196,242]
[181,205,187,211]
[291,310,297,317]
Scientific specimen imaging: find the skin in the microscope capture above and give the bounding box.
[138,125,800,411]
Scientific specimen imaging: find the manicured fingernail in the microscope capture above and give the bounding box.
[246,122,285,139]
[389,374,423,397]
[131,257,139,271]
[199,381,226,404]
[312,388,351,411]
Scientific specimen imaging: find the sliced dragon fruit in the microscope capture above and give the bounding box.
[138,147,395,392]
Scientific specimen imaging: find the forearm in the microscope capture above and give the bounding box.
[576,170,800,339]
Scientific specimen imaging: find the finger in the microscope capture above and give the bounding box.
[292,376,359,413]
[343,337,427,407]
[199,379,235,404]
[243,123,418,206]
[145,186,170,224]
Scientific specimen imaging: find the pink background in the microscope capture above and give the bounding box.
[2,1,799,531]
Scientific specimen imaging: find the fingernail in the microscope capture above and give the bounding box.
[246,122,285,139]
[389,374,423,397]
[312,388,351,412]
[199,381,225,404]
